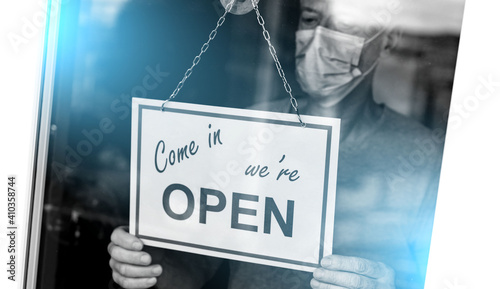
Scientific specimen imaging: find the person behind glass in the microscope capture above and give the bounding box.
[108,0,442,288]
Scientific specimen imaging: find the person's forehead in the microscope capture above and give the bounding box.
[299,0,328,12]
[300,0,389,30]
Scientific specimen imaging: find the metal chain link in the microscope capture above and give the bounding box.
[163,0,305,127]
[250,0,306,127]
[162,0,236,110]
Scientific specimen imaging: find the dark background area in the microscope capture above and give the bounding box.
[37,0,461,288]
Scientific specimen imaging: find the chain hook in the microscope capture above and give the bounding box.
[161,99,169,111]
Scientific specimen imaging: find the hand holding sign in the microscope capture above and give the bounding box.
[310,255,395,289]
[108,226,162,289]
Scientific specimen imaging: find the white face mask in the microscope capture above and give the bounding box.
[295,26,384,107]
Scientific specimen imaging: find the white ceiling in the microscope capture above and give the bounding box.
[328,0,466,35]
[394,0,466,35]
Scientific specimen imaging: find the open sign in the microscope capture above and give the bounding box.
[130,98,340,272]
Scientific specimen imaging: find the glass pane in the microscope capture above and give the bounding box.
[36,0,465,288]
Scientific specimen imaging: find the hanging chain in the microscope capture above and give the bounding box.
[163,0,305,127]
[250,0,305,127]
[162,0,236,109]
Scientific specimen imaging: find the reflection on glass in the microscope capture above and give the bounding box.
[36,0,464,288]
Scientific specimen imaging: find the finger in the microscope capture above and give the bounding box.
[110,226,143,251]
[313,269,377,289]
[320,255,386,279]
[310,278,346,289]
[109,259,162,278]
[108,243,152,266]
[112,271,157,289]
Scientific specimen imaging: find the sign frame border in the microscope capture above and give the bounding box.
[131,99,339,271]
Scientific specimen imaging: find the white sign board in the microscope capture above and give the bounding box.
[130,98,340,272]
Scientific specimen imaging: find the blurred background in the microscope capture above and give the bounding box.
[38,0,465,288]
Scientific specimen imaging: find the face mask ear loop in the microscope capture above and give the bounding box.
[364,26,388,45]
[358,27,387,77]
[363,57,380,76]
